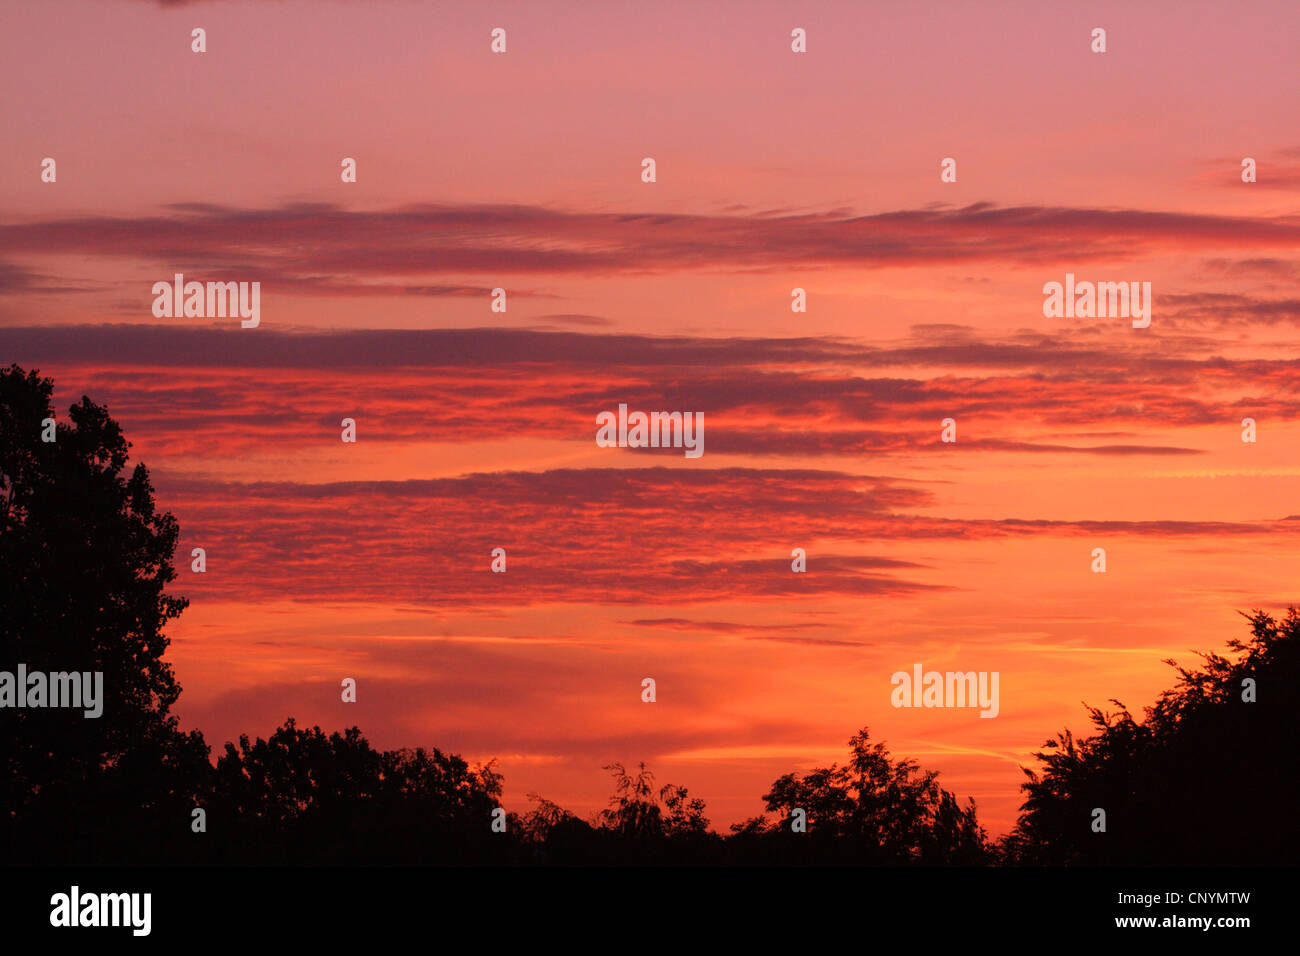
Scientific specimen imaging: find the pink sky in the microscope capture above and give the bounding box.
[3,0,1299,834]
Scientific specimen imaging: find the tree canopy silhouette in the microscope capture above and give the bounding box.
[517,762,722,863]
[597,761,711,839]
[214,718,508,863]
[1003,608,1300,864]
[0,365,208,862]
[728,727,991,864]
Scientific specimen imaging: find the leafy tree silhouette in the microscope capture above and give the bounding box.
[0,366,209,863]
[517,794,600,862]
[214,718,508,863]
[1003,609,1300,865]
[728,727,991,864]
[598,762,712,840]
[520,763,721,863]
[519,793,586,843]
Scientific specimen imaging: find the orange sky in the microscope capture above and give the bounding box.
[2,0,1299,834]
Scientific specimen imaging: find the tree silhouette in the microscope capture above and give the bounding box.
[519,793,586,843]
[1004,608,1300,865]
[517,794,597,862]
[729,727,990,863]
[597,761,711,839]
[0,365,209,862]
[213,718,508,863]
[597,762,663,838]
[518,763,720,863]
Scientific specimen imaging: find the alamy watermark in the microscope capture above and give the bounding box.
[152,273,260,328]
[1042,273,1151,328]
[0,664,103,718]
[890,664,999,718]
[595,403,704,458]
[50,886,150,936]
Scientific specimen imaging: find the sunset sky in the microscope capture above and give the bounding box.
[2,0,1299,834]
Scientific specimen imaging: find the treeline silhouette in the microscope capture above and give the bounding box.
[2,365,1296,865]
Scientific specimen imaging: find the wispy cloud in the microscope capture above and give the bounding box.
[6,326,1296,463]
[4,201,1299,299]
[161,468,1298,609]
